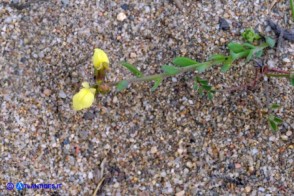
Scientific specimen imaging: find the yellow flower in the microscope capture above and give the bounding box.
[92,48,109,70]
[72,82,96,111]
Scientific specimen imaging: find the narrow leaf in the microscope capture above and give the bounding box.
[246,49,254,62]
[230,50,250,60]
[193,81,199,91]
[172,57,198,67]
[265,36,276,48]
[209,54,227,64]
[207,92,214,100]
[196,77,208,85]
[290,72,294,86]
[268,119,278,131]
[116,80,128,92]
[270,103,280,110]
[273,116,283,124]
[151,78,163,92]
[196,63,210,73]
[202,85,212,91]
[209,54,226,61]
[161,65,180,75]
[243,43,256,49]
[255,50,263,58]
[221,56,233,72]
[228,42,245,53]
[122,62,143,77]
[198,88,204,96]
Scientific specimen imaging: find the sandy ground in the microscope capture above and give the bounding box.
[0,0,293,195]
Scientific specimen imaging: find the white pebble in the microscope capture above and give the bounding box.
[251,148,258,155]
[150,146,157,154]
[280,135,288,141]
[267,60,275,68]
[258,187,265,192]
[286,131,292,136]
[117,12,127,21]
[88,172,93,179]
[113,96,118,103]
[282,58,290,63]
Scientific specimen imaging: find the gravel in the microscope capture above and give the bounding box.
[0,0,293,195]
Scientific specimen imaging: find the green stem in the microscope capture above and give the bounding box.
[290,0,294,20]
[266,73,290,78]
[124,61,215,84]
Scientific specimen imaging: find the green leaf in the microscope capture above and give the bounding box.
[151,78,163,92]
[161,65,180,75]
[198,88,204,96]
[243,43,256,49]
[202,85,212,91]
[290,72,294,86]
[230,50,250,60]
[196,63,210,73]
[241,28,261,43]
[209,54,226,61]
[221,56,233,72]
[196,77,208,85]
[172,57,198,67]
[209,54,226,64]
[193,81,199,91]
[228,42,246,53]
[270,103,281,110]
[255,50,263,58]
[116,80,128,92]
[207,92,214,100]
[246,49,254,62]
[273,116,283,124]
[122,62,143,77]
[268,119,278,131]
[265,36,276,48]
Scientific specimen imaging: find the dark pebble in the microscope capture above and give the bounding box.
[228,163,235,169]
[121,4,129,11]
[219,18,230,31]
[63,138,70,146]
[83,111,95,120]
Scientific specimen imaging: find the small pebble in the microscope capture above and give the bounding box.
[251,148,258,155]
[43,89,51,96]
[121,4,129,10]
[245,186,251,193]
[280,135,288,141]
[282,58,290,63]
[176,190,185,196]
[150,146,157,154]
[258,187,265,192]
[88,172,93,179]
[59,90,67,99]
[235,163,242,169]
[219,18,230,31]
[129,52,137,58]
[117,12,127,21]
[113,96,118,103]
[286,131,292,136]
[220,38,226,43]
[267,60,275,68]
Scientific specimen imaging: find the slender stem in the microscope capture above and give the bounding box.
[117,61,214,84]
[290,0,294,20]
[267,68,290,74]
[266,73,290,78]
